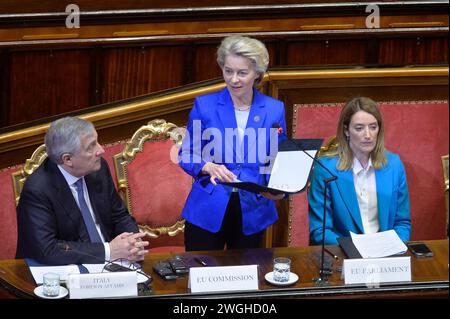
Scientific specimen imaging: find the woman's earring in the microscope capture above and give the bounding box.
[346,135,350,142]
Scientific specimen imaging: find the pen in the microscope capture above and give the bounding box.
[324,248,339,261]
[194,257,207,266]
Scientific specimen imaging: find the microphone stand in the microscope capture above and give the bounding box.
[289,140,337,286]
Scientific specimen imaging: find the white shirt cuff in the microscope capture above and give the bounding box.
[104,243,111,261]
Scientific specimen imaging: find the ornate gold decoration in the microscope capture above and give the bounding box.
[318,135,339,157]
[113,119,187,239]
[12,144,47,205]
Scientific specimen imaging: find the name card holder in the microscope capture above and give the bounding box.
[189,265,259,293]
[342,256,411,285]
[68,271,138,299]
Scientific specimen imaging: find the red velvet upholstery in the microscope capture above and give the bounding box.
[0,165,22,260]
[126,139,191,251]
[290,101,449,247]
[102,142,125,190]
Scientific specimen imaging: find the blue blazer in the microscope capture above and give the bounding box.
[308,152,411,245]
[179,88,287,235]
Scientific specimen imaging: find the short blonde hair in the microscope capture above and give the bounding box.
[217,35,269,85]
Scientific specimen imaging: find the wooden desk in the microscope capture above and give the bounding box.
[0,240,448,299]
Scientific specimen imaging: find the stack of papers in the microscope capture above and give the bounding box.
[350,230,408,258]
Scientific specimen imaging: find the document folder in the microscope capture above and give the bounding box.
[221,138,323,195]
[337,237,363,259]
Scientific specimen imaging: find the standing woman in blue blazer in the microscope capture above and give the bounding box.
[308,97,411,245]
[179,36,287,251]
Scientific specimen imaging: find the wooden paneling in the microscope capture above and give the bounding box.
[8,49,91,125]
[0,49,9,128]
[100,46,186,103]
[0,1,447,129]
[379,37,449,65]
[192,43,223,82]
[285,39,377,66]
[0,0,363,14]
[2,35,446,127]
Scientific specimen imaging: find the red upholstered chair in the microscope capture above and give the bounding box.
[289,100,449,247]
[113,119,191,253]
[0,164,23,260]
[12,144,48,206]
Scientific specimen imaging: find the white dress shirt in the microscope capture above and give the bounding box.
[352,158,380,234]
[57,165,110,260]
[235,109,250,162]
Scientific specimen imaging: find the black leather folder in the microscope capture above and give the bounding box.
[337,237,363,259]
[220,138,323,195]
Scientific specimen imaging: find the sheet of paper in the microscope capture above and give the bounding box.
[350,230,408,258]
[267,150,317,192]
[82,260,136,274]
[81,263,105,274]
[29,264,80,284]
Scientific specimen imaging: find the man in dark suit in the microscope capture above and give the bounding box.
[16,117,148,265]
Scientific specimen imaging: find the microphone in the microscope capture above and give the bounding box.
[58,243,131,272]
[273,124,337,285]
[58,243,152,285]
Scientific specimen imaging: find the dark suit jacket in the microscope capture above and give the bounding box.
[16,157,139,265]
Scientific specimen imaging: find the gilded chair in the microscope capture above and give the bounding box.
[113,119,191,252]
[442,155,449,237]
[318,136,338,157]
[12,144,47,205]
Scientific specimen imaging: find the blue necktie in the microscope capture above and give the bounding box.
[74,179,103,243]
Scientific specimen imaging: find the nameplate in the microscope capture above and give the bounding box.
[189,265,259,293]
[343,256,411,285]
[68,271,137,299]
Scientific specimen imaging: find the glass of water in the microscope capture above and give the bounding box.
[273,257,291,282]
[43,273,60,297]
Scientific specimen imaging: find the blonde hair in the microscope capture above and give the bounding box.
[324,97,387,170]
[216,35,269,86]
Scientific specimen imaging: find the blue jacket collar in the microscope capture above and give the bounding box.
[335,168,364,233]
[335,159,393,234]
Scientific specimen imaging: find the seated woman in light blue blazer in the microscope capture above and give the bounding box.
[179,36,287,251]
[308,97,411,245]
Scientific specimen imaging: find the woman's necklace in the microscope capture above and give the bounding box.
[234,104,251,111]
